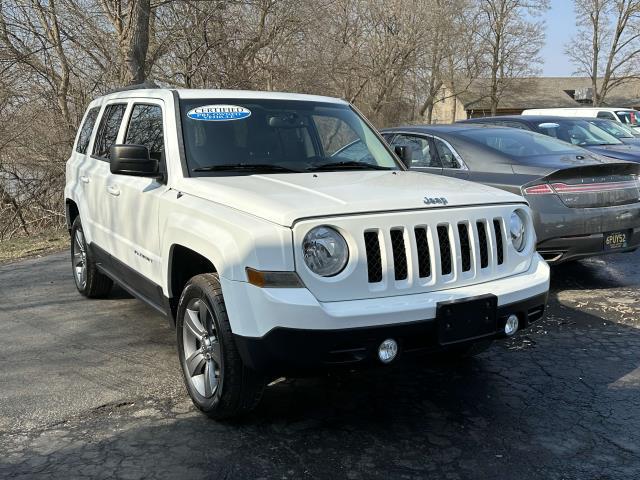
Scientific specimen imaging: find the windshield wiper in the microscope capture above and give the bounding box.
[308,161,394,171]
[193,163,300,173]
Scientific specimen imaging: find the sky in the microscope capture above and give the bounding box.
[540,0,578,76]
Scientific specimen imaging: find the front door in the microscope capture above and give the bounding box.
[105,100,168,291]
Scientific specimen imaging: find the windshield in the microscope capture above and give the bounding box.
[590,119,636,138]
[615,110,640,126]
[534,119,622,146]
[457,128,586,157]
[179,99,399,174]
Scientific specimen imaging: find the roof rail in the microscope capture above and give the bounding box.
[107,80,160,94]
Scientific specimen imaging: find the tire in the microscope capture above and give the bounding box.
[176,273,265,420]
[70,217,113,298]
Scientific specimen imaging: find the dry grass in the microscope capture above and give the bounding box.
[0,229,68,264]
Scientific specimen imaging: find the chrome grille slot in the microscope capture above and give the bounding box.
[414,227,431,278]
[390,229,408,281]
[437,225,453,276]
[457,223,472,272]
[493,219,504,265]
[476,221,489,269]
[364,231,382,283]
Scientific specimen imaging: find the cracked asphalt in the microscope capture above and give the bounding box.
[1,251,639,479]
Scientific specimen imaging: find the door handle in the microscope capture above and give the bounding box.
[106,185,120,197]
[80,176,90,184]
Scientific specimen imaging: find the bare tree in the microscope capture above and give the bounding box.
[100,0,151,85]
[413,0,482,123]
[566,0,640,105]
[477,0,549,115]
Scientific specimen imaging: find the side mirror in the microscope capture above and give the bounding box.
[394,145,412,167]
[110,144,159,177]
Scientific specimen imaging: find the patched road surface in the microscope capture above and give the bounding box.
[1,251,639,479]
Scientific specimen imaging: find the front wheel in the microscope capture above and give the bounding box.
[176,273,265,419]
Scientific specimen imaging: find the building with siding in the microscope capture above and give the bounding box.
[430,77,640,123]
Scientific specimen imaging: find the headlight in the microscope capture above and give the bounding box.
[303,226,349,276]
[509,210,527,252]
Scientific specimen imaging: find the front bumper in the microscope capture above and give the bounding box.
[234,291,548,374]
[222,254,550,374]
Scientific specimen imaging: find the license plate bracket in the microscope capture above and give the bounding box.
[436,295,498,345]
[604,230,631,251]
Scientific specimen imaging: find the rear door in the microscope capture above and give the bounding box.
[88,102,128,250]
[105,99,168,289]
[69,105,100,237]
[388,133,443,175]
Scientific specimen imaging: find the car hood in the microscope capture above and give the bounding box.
[584,144,640,162]
[178,171,524,226]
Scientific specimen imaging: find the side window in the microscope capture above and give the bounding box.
[434,138,461,169]
[75,107,100,154]
[125,104,165,161]
[597,111,616,120]
[391,134,440,168]
[93,103,127,159]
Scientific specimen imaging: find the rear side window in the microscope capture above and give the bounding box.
[597,111,616,120]
[434,138,461,169]
[125,104,165,161]
[76,107,100,154]
[93,103,127,159]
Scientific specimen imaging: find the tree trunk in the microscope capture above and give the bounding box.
[590,5,600,106]
[121,0,151,85]
[426,103,435,124]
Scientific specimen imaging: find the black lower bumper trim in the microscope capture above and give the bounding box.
[233,292,548,375]
[538,227,640,264]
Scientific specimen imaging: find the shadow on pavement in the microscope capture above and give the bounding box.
[2,297,640,479]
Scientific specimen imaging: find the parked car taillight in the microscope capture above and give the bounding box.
[523,184,554,195]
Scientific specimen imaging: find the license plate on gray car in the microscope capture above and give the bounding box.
[604,230,630,250]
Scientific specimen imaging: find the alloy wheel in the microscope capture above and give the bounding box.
[182,298,222,398]
[73,229,87,289]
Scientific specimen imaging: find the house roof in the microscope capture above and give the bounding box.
[456,77,640,111]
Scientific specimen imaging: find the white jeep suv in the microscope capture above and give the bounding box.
[65,87,550,418]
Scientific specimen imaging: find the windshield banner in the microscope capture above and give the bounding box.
[187,105,252,121]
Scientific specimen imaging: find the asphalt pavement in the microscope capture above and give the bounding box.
[1,250,639,479]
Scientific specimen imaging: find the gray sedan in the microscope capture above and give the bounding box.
[381,125,640,264]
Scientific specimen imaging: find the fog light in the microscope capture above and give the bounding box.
[505,314,519,336]
[378,339,398,364]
